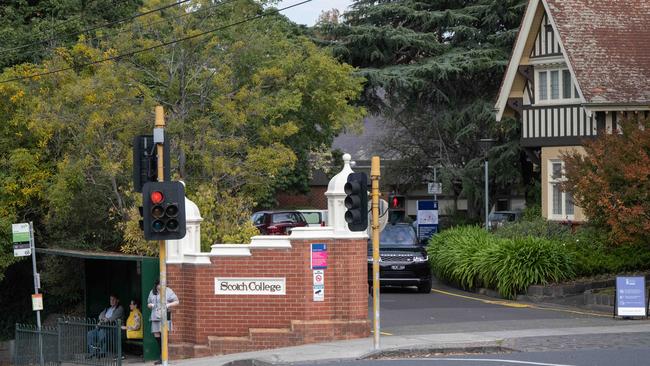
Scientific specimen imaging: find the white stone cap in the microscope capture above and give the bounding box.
[325,153,354,196]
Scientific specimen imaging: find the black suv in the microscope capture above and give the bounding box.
[368,223,432,293]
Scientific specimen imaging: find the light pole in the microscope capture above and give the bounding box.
[478,138,496,230]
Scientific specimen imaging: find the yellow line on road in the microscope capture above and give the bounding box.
[370,330,393,336]
[431,288,610,317]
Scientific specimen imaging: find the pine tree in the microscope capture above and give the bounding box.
[318,0,532,218]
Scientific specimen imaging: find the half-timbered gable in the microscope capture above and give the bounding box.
[495,0,650,222]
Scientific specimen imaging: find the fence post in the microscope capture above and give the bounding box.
[13,324,18,366]
[57,318,62,365]
[117,319,122,366]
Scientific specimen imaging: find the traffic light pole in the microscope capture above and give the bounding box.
[370,156,381,350]
[155,106,170,366]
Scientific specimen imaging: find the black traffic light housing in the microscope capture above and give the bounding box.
[344,172,368,232]
[133,135,170,193]
[142,181,186,240]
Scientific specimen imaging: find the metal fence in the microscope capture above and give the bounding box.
[14,317,122,366]
[14,324,58,366]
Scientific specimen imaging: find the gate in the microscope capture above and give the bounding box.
[14,317,122,366]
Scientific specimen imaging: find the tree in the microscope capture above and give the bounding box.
[0,0,365,252]
[317,0,530,218]
[0,0,143,69]
[562,117,650,246]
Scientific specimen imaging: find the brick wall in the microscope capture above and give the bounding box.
[276,186,328,209]
[166,237,369,358]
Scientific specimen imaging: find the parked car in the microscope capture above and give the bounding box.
[487,210,523,230]
[251,211,308,235]
[297,209,328,227]
[368,223,432,293]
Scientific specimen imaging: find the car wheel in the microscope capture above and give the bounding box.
[417,280,432,294]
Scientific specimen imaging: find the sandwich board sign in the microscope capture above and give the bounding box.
[417,200,438,242]
[615,276,647,317]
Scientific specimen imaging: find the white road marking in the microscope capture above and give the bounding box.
[416,358,576,366]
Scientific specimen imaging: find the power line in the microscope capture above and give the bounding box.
[0,0,313,85]
[0,0,193,54]
[54,0,238,53]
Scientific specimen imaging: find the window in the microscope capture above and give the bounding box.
[550,70,559,99]
[539,71,548,100]
[562,70,572,98]
[536,68,579,104]
[548,160,574,220]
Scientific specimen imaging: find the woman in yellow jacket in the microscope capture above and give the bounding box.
[122,299,143,340]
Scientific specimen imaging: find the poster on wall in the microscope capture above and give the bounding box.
[311,243,328,269]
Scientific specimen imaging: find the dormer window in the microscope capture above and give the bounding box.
[536,67,580,104]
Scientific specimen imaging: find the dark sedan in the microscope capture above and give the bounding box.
[251,210,308,235]
[368,223,432,293]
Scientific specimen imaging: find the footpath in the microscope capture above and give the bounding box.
[167,318,650,366]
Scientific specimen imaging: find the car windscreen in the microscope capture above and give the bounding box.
[301,212,322,225]
[271,212,303,224]
[379,225,417,246]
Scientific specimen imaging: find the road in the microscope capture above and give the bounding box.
[289,347,650,366]
[369,281,612,337]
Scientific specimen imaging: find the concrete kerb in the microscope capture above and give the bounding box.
[174,322,650,366]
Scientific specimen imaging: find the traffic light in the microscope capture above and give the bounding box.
[142,181,186,240]
[132,135,170,193]
[388,195,406,223]
[389,195,405,210]
[344,172,368,232]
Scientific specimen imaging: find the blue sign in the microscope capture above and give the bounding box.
[417,200,438,242]
[616,276,647,317]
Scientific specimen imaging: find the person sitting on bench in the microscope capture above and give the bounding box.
[87,294,124,356]
[122,299,143,340]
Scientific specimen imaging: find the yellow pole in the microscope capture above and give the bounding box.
[154,106,169,366]
[370,156,381,349]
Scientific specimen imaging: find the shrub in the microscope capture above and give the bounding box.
[487,237,574,299]
[428,226,575,299]
[494,216,572,241]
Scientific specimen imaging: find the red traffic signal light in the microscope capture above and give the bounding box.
[151,191,164,204]
[142,182,186,240]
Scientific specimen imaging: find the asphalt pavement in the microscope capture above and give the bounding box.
[128,282,650,366]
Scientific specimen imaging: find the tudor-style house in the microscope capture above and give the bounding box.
[495,0,650,222]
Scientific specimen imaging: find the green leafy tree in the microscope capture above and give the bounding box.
[318,0,531,218]
[0,0,143,69]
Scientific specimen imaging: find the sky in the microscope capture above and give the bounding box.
[276,0,353,26]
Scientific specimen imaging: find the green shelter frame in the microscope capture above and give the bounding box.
[37,248,160,361]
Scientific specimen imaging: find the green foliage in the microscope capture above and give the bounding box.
[0,0,143,69]
[318,0,531,218]
[428,226,575,299]
[189,183,260,251]
[494,216,572,242]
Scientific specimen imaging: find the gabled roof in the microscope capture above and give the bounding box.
[546,0,650,105]
[495,0,650,120]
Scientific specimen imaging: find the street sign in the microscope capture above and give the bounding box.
[313,269,325,302]
[417,200,439,242]
[12,223,31,257]
[427,182,442,195]
[32,294,43,311]
[615,276,647,317]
